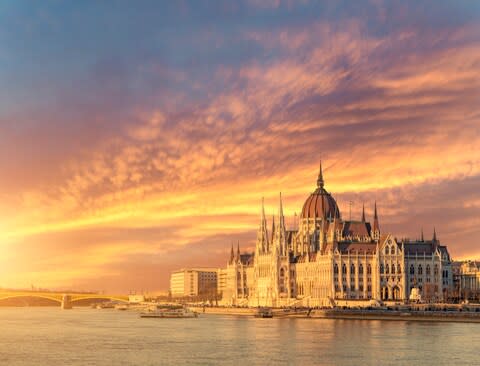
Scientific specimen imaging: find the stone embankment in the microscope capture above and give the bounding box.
[189,306,480,322]
[190,306,255,316]
[310,309,480,322]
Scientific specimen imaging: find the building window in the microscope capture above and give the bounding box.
[418,265,423,275]
[380,264,384,274]
[426,265,431,276]
[385,264,389,274]
[350,284,355,291]
[367,264,372,274]
[434,265,438,276]
[334,264,339,274]
[359,285,364,292]
[398,265,401,274]
[342,264,347,274]
[359,264,364,275]
[391,264,396,274]
[391,246,395,255]
[410,265,415,275]
[350,264,355,275]
[367,285,372,292]
[385,247,389,255]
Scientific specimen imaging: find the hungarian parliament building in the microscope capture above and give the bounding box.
[219,163,453,307]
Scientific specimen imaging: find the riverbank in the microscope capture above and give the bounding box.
[311,309,480,323]
[189,306,480,323]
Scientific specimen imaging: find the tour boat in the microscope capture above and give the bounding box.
[254,308,274,318]
[140,307,198,318]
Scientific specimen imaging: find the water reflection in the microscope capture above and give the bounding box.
[0,308,478,366]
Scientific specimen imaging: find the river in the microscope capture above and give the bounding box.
[0,307,478,365]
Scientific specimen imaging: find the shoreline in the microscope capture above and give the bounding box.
[189,306,480,323]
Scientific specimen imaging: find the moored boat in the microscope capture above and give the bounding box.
[254,307,273,318]
[140,307,198,318]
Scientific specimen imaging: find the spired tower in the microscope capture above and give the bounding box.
[252,193,292,306]
[295,161,341,255]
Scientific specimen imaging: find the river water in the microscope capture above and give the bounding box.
[0,307,478,365]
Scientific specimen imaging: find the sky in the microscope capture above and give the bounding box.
[0,0,479,293]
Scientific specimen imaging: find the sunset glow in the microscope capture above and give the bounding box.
[1,1,479,292]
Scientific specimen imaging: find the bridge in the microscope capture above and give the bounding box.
[0,290,129,309]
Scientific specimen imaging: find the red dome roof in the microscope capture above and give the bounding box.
[301,161,341,219]
[301,187,340,219]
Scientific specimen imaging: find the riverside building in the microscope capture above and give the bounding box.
[170,268,218,298]
[220,163,453,307]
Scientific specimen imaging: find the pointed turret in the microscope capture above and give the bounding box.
[361,203,366,222]
[256,197,269,254]
[421,227,424,242]
[236,241,240,262]
[277,192,287,256]
[433,227,437,242]
[372,201,380,241]
[317,160,325,189]
[271,214,275,246]
[229,243,235,264]
[328,205,339,243]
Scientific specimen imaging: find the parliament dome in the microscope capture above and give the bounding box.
[300,162,341,220]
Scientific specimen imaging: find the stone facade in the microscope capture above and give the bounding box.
[219,164,453,307]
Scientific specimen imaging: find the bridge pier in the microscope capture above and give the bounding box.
[61,294,73,309]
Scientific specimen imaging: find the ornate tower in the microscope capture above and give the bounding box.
[372,201,380,241]
[255,198,269,255]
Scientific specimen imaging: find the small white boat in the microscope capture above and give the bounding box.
[140,307,198,318]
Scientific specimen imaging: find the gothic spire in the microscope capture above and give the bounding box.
[236,241,240,261]
[230,242,234,264]
[421,227,424,242]
[373,201,380,232]
[433,227,437,242]
[317,160,324,189]
[257,197,269,253]
[361,203,366,222]
[277,192,287,256]
[278,192,286,230]
[271,214,275,245]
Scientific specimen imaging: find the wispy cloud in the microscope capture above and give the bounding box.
[0,1,479,290]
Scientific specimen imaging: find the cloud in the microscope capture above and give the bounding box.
[0,1,479,291]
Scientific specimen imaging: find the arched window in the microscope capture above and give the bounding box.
[367,264,372,275]
[398,265,401,274]
[280,268,285,277]
[380,264,384,274]
[434,265,438,276]
[418,265,423,275]
[385,247,389,255]
[334,263,339,274]
[350,264,355,275]
[385,264,390,274]
[391,246,395,255]
[342,264,347,274]
[410,265,415,275]
[359,264,364,275]
[426,265,431,276]
[391,264,396,274]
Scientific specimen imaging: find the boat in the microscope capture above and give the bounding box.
[140,307,198,318]
[254,307,273,318]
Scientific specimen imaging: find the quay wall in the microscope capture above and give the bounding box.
[190,306,255,316]
[188,306,480,322]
